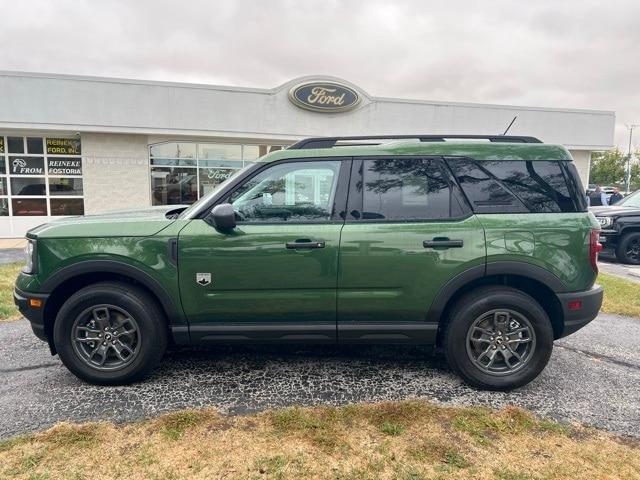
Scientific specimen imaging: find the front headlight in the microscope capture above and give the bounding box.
[596,216,613,229]
[23,239,36,274]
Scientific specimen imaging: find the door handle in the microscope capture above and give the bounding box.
[286,239,326,249]
[423,238,464,249]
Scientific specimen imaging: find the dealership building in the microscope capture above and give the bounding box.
[0,70,615,237]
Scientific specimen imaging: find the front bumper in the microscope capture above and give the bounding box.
[556,284,604,338]
[598,229,618,248]
[14,287,50,342]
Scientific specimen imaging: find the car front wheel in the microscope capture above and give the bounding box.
[615,232,640,265]
[53,282,168,385]
[444,286,554,391]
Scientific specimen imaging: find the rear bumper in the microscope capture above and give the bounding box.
[13,287,50,342]
[556,285,603,338]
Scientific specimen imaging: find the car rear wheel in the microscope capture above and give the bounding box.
[443,286,554,391]
[615,232,640,265]
[53,282,167,385]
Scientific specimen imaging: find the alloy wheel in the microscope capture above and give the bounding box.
[71,304,141,371]
[465,309,536,376]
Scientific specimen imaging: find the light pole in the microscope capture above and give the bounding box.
[626,124,640,193]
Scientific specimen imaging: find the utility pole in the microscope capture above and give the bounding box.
[627,124,639,193]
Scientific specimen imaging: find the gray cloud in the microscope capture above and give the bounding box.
[1,0,638,148]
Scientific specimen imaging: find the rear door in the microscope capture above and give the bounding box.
[337,157,485,343]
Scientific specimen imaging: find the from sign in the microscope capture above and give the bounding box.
[289,81,361,113]
[46,138,81,155]
[48,158,82,176]
[10,157,45,175]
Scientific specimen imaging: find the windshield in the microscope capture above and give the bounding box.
[617,190,640,208]
[177,164,254,219]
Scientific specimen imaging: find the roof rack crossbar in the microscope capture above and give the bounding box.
[288,134,542,150]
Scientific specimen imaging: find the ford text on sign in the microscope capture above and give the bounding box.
[289,82,360,113]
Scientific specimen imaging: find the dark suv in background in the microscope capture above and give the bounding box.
[593,190,640,264]
[15,135,603,390]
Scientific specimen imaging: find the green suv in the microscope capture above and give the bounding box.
[14,135,603,390]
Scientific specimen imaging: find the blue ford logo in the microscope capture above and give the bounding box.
[289,82,361,113]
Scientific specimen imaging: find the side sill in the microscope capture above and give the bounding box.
[187,323,337,345]
[338,323,438,345]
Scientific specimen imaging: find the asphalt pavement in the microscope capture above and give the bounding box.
[0,248,23,265]
[598,252,640,283]
[1,313,639,440]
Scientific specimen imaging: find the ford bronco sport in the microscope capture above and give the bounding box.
[14,135,603,390]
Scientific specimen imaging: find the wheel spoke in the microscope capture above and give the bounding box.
[473,326,494,337]
[485,349,499,368]
[111,343,129,362]
[92,307,111,329]
[75,337,99,343]
[493,312,509,333]
[76,326,101,334]
[116,340,134,356]
[470,337,491,344]
[88,343,102,360]
[476,345,493,363]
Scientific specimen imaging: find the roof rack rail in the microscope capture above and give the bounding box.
[288,134,542,150]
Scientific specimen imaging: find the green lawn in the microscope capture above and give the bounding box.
[1,401,638,479]
[598,272,640,317]
[0,263,22,322]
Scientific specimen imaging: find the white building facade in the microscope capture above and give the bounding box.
[0,71,615,237]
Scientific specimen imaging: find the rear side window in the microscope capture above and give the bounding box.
[447,158,579,213]
[359,158,468,221]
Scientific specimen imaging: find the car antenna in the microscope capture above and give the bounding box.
[502,115,517,135]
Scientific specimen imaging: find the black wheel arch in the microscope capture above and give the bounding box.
[429,261,568,344]
[40,260,184,351]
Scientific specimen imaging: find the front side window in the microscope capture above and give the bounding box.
[229,160,341,222]
[360,158,465,221]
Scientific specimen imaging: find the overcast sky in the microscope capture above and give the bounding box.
[1,0,638,149]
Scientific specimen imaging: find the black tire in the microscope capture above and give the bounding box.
[615,232,640,265]
[443,286,554,391]
[53,281,168,385]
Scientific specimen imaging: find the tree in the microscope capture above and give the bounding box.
[589,148,627,187]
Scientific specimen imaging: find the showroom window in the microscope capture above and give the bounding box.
[149,142,284,206]
[0,136,83,216]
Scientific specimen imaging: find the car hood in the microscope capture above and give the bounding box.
[27,205,188,238]
[590,205,640,217]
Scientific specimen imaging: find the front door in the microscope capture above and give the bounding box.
[337,157,485,343]
[178,158,349,343]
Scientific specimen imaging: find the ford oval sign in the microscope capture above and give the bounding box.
[289,81,361,113]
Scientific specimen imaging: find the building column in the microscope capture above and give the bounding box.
[81,133,150,214]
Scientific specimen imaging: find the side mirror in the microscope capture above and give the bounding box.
[209,203,236,231]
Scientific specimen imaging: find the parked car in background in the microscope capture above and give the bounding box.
[592,189,640,264]
[15,134,603,391]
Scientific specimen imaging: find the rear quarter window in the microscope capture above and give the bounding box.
[446,158,581,213]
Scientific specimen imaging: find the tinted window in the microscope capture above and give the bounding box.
[230,160,341,222]
[446,158,527,213]
[361,158,465,221]
[447,158,577,213]
[480,160,575,212]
